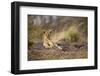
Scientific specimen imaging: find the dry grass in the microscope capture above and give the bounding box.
[28,15,88,61]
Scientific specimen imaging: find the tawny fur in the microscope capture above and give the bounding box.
[42,30,62,50]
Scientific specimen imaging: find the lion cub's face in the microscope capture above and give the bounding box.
[42,30,62,50]
[42,30,54,48]
[43,30,52,39]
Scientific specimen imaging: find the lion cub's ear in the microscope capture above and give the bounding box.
[42,30,46,34]
[48,30,53,34]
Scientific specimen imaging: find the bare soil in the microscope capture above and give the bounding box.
[28,42,88,61]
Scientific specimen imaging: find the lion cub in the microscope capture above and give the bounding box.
[42,30,62,50]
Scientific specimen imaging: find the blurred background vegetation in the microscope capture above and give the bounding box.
[28,15,88,49]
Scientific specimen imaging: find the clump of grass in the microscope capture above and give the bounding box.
[65,26,80,42]
[28,40,34,49]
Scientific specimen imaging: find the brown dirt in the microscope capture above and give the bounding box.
[28,42,88,61]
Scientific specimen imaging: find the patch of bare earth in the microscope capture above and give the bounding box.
[28,42,88,60]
